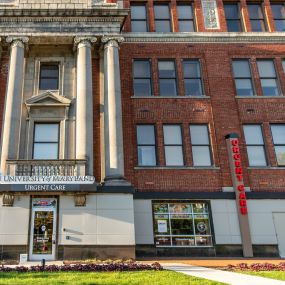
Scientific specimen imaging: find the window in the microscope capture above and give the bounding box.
[271,4,285,32]
[183,60,204,96]
[190,125,212,166]
[133,60,152,96]
[257,60,280,96]
[177,5,195,32]
[39,63,59,90]
[248,4,267,32]
[131,4,148,32]
[163,125,184,166]
[243,125,267,166]
[282,60,285,72]
[158,60,177,96]
[136,125,156,166]
[224,3,242,32]
[33,123,59,159]
[270,124,285,166]
[153,202,213,247]
[154,5,172,32]
[232,60,254,96]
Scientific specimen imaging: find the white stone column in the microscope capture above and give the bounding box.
[102,36,128,185]
[74,37,97,176]
[0,37,28,174]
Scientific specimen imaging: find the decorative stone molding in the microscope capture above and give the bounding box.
[2,193,14,206]
[123,32,285,43]
[102,36,124,48]
[74,36,97,50]
[74,194,86,207]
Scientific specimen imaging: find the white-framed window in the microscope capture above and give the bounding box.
[270,124,285,166]
[33,123,60,159]
[243,124,267,166]
[189,125,212,166]
[136,125,157,166]
[34,57,64,95]
[153,201,213,247]
[163,125,184,166]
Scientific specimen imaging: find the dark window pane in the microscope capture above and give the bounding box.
[39,78,58,90]
[159,79,177,96]
[134,79,152,96]
[185,79,203,96]
[275,20,285,32]
[40,65,58,77]
[261,79,279,96]
[235,79,254,96]
[183,61,201,77]
[233,60,251,77]
[131,5,146,19]
[158,61,176,77]
[177,5,193,19]
[227,20,242,32]
[155,20,171,32]
[131,21,147,32]
[251,19,266,32]
[271,4,285,19]
[171,218,194,235]
[224,4,239,18]
[179,21,195,32]
[165,146,184,165]
[248,4,264,18]
[154,5,170,19]
[137,125,155,144]
[133,61,150,78]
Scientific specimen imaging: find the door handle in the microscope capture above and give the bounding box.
[52,240,56,245]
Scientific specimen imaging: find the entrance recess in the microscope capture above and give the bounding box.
[29,198,57,261]
[273,212,285,258]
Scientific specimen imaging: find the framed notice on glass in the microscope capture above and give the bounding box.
[157,220,168,233]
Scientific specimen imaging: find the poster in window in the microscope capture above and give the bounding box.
[157,220,168,233]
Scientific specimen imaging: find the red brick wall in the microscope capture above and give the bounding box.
[124,0,279,32]
[119,43,285,192]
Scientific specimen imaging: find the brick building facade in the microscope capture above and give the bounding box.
[0,0,285,261]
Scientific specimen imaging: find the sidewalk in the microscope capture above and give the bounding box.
[163,263,285,285]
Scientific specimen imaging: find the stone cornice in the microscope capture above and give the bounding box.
[123,32,285,44]
[0,8,129,17]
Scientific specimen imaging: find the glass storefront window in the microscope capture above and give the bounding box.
[153,201,213,247]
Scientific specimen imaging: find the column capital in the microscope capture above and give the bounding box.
[74,36,97,50]
[6,36,29,49]
[101,36,124,49]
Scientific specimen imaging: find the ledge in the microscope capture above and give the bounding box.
[131,96,210,99]
[235,96,285,99]
[123,32,285,43]
[248,167,285,170]
[134,166,220,170]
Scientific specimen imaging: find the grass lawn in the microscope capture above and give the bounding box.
[237,270,285,281]
[0,270,226,285]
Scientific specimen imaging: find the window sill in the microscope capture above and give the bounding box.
[131,96,210,99]
[134,166,220,170]
[248,166,285,170]
[235,95,284,99]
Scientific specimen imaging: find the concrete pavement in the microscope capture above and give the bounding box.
[164,263,285,285]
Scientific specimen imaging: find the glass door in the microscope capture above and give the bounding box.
[29,198,57,261]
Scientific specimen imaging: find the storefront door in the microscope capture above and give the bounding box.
[29,198,57,261]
